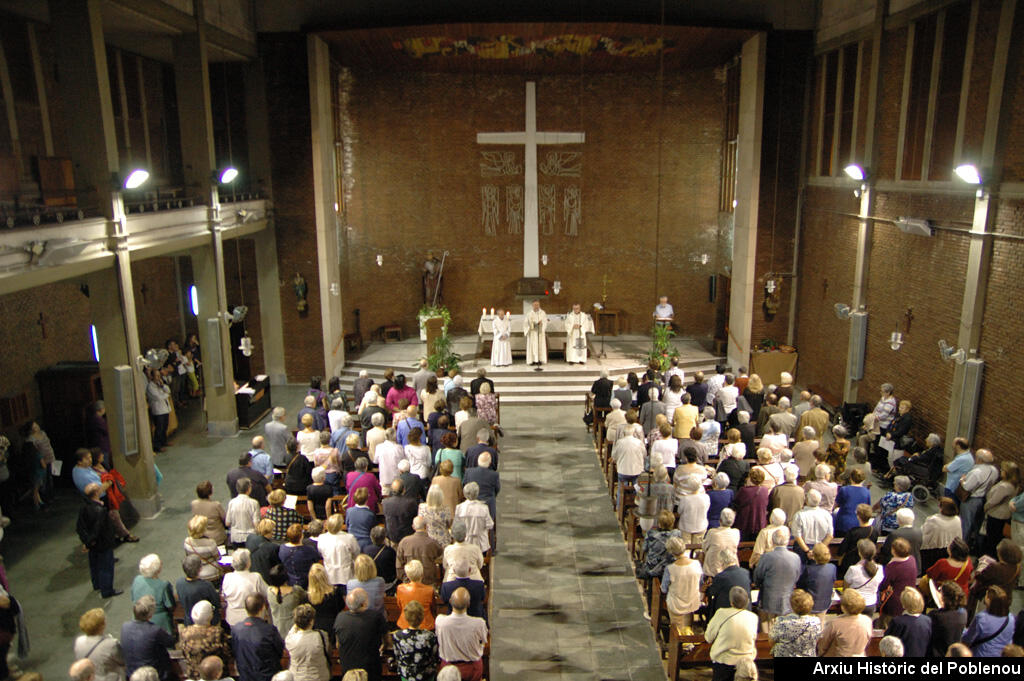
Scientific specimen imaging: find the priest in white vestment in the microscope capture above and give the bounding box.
[523,300,548,365]
[565,303,595,364]
[491,308,512,367]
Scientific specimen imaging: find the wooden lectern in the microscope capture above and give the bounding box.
[424,317,445,356]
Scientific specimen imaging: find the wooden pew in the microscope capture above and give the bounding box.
[665,628,886,679]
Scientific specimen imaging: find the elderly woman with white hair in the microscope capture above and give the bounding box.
[178,601,232,679]
[455,482,494,554]
[803,464,838,513]
[702,508,740,577]
[697,406,721,461]
[676,474,710,545]
[749,508,787,569]
[129,555,176,634]
[660,536,704,635]
[716,438,750,493]
[706,472,734,530]
[874,475,914,534]
[221,548,272,626]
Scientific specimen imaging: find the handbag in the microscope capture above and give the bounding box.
[1004,522,1013,538]
[955,481,971,503]
[877,584,894,609]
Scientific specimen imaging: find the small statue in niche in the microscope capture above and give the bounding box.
[294,273,308,313]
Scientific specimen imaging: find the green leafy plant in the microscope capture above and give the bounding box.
[427,332,462,374]
[418,304,451,334]
[647,323,680,371]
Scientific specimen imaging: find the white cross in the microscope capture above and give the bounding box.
[477,82,585,312]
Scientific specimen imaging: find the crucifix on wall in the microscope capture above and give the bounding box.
[477,82,585,313]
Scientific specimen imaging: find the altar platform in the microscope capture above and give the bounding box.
[341,334,724,407]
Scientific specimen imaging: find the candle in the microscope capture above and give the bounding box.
[482,307,486,316]
[490,308,495,316]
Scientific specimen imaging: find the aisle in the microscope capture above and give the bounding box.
[490,405,666,681]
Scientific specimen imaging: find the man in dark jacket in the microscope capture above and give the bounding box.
[76,482,121,597]
[464,453,500,521]
[121,596,174,680]
[382,479,419,544]
[232,594,283,681]
[335,588,388,681]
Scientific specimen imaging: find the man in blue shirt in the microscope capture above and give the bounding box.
[395,404,424,447]
[72,449,139,542]
[247,436,274,479]
[231,593,283,681]
[942,437,974,501]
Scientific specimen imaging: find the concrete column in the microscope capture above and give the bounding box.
[727,33,766,371]
[308,36,345,376]
[173,5,215,192]
[26,24,55,157]
[252,227,287,384]
[243,60,287,385]
[191,240,239,436]
[944,0,1017,450]
[0,37,23,178]
[842,0,887,404]
[49,0,119,214]
[84,244,160,516]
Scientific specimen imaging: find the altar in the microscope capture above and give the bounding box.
[477,313,570,356]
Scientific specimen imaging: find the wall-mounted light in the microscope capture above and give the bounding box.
[552,280,561,295]
[954,163,981,185]
[541,253,548,266]
[376,254,383,266]
[117,168,150,190]
[215,166,239,184]
[843,163,867,181]
[189,285,199,316]
[834,303,852,320]
[889,331,904,351]
[329,283,340,296]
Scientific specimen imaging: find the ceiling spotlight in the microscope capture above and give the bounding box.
[954,164,981,185]
[217,166,239,184]
[843,164,866,181]
[123,168,150,190]
[834,303,852,320]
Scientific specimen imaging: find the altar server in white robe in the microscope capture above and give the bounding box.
[523,300,548,365]
[565,303,595,364]
[491,308,512,367]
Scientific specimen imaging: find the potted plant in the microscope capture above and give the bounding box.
[427,332,462,374]
[418,304,451,341]
[647,323,680,371]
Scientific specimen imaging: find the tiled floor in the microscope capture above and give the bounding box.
[490,405,666,681]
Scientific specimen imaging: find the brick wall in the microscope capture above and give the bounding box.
[793,185,859,397]
[340,68,728,338]
[0,282,93,422]
[796,186,1024,461]
[260,34,324,382]
[131,257,184,351]
[873,27,906,181]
